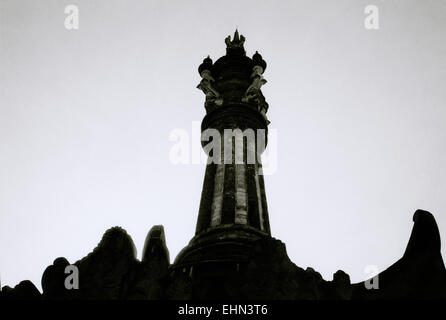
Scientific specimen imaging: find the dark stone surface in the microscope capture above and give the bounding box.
[41,257,71,299]
[37,226,170,300]
[126,226,170,299]
[0,280,41,300]
[1,210,445,300]
[352,209,446,299]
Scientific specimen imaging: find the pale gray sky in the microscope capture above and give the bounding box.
[1,0,445,291]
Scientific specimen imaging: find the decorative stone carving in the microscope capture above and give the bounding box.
[225,32,245,49]
[142,225,170,264]
[197,70,223,112]
[242,65,269,123]
[245,65,267,94]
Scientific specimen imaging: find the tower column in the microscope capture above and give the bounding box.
[234,163,248,225]
[174,30,272,277]
[210,163,225,226]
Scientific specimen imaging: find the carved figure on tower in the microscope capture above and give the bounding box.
[196,56,223,112]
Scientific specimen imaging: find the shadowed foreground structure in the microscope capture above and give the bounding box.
[1,32,445,300]
[1,209,445,300]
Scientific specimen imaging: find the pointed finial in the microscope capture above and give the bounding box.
[224,29,246,55]
[234,29,239,42]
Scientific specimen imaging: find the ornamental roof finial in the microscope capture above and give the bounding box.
[234,29,240,42]
[224,29,246,55]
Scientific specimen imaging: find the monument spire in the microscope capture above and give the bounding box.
[173,32,271,294]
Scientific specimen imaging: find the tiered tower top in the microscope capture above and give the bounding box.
[196,30,269,122]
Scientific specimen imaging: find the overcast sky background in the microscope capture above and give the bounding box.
[1,0,445,291]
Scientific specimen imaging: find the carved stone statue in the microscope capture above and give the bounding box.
[242,66,269,123]
[197,70,223,112]
[245,66,267,95]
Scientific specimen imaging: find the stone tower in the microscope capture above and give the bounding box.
[173,31,272,291]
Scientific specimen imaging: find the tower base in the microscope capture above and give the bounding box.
[172,225,270,288]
